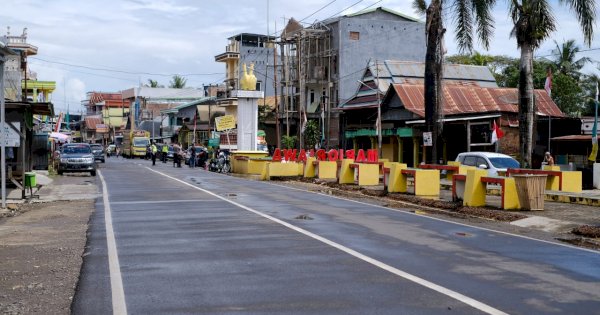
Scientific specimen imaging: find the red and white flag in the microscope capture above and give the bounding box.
[491,120,504,144]
[544,68,552,97]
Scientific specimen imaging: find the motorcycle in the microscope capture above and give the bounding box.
[208,152,230,173]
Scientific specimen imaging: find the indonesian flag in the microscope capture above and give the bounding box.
[544,68,552,97]
[491,120,504,144]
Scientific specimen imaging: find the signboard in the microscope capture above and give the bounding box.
[423,132,432,147]
[208,138,220,147]
[215,115,236,131]
[0,122,21,147]
[96,124,109,133]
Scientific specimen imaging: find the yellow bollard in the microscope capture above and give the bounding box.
[387,163,408,193]
[414,169,440,197]
[463,169,487,207]
[304,157,316,178]
[358,163,380,186]
[338,159,354,184]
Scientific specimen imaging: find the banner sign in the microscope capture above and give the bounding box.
[215,115,235,131]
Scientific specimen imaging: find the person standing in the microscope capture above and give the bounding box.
[151,142,158,166]
[189,146,196,168]
[162,143,168,163]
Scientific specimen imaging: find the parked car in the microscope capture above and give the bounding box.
[90,144,105,163]
[57,143,96,176]
[455,152,519,176]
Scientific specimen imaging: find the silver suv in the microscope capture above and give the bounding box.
[58,143,97,176]
[456,152,519,176]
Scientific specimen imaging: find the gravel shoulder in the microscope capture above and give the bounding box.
[0,200,95,315]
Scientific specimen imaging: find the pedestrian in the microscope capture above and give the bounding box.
[543,152,554,166]
[151,142,158,166]
[162,143,168,163]
[189,146,196,168]
[116,146,120,158]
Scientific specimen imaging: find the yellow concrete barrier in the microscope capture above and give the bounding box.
[561,171,582,193]
[317,161,338,179]
[502,177,521,210]
[338,159,354,184]
[358,163,380,186]
[304,157,316,178]
[463,169,487,207]
[414,169,440,197]
[387,163,408,193]
[248,159,269,175]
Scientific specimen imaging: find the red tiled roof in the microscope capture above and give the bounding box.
[392,84,564,118]
[89,92,126,108]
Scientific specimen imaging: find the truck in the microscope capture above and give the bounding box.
[122,130,150,158]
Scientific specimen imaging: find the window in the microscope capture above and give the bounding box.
[462,156,477,167]
[349,31,360,40]
[476,157,489,168]
[256,81,262,91]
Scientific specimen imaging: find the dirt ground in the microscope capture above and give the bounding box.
[0,200,94,315]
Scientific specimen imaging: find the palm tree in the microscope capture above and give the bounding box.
[413,0,495,163]
[417,0,596,167]
[550,39,591,79]
[508,1,595,167]
[147,79,159,88]
[169,75,187,89]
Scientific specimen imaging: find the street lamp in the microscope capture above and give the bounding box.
[357,80,382,157]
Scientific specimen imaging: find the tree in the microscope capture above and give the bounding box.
[169,75,187,88]
[146,79,159,88]
[281,135,297,149]
[413,0,495,163]
[550,39,592,79]
[552,72,585,116]
[303,120,321,150]
[444,1,596,167]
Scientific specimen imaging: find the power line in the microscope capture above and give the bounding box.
[298,0,338,23]
[535,47,600,58]
[29,56,224,77]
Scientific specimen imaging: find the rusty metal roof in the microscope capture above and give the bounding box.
[392,84,564,118]
[340,60,498,109]
[84,116,103,130]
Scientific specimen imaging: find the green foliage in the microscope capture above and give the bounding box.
[258,103,272,128]
[281,135,297,149]
[303,120,321,149]
[169,75,187,88]
[552,73,584,116]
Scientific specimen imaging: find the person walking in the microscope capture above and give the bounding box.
[162,143,168,163]
[151,142,158,166]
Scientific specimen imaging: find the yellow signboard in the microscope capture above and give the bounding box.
[215,115,236,131]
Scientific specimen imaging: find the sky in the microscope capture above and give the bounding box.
[2,0,599,114]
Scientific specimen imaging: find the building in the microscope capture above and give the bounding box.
[214,33,277,97]
[81,91,128,144]
[278,7,427,148]
[121,87,206,142]
[339,60,498,163]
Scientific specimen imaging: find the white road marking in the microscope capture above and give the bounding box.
[147,167,508,315]
[98,171,128,315]
[109,199,220,205]
[268,182,600,254]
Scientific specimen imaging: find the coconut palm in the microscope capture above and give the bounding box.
[413,0,496,163]
[147,79,159,88]
[415,0,596,167]
[169,75,187,89]
[550,39,591,79]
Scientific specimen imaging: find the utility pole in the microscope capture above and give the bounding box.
[376,61,382,158]
[274,36,280,149]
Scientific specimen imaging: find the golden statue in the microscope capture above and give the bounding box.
[240,63,257,91]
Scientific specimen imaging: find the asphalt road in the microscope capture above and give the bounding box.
[72,157,600,315]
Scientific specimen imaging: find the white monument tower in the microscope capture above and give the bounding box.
[233,63,263,151]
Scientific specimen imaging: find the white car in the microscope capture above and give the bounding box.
[455,152,520,176]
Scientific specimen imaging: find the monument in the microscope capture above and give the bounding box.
[233,63,263,151]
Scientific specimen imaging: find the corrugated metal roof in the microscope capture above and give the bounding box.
[84,116,103,130]
[341,60,498,109]
[393,84,564,118]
